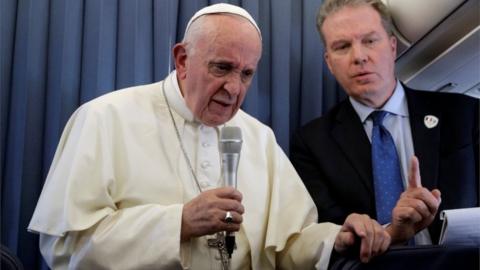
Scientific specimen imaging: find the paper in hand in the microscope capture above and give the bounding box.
[438,207,480,245]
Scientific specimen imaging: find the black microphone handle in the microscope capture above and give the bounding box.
[225,233,235,258]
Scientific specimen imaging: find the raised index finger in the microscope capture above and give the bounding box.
[408,156,422,188]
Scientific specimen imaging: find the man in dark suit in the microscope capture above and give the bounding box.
[291,0,479,245]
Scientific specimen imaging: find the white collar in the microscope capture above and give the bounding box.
[164,71,196,123]
[350,80,409,123]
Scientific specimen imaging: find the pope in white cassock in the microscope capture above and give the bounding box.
[29,3,391,270]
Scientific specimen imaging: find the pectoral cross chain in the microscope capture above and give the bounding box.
[207,232,230,270]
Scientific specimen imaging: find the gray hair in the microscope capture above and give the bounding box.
[316,0,394,44]
[182,3,262,55]
[182,14,261,56]
[181,15,209,55]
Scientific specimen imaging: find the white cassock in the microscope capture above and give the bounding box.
[28,71,341,270]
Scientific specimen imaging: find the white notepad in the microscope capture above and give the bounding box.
[438,207,480,245]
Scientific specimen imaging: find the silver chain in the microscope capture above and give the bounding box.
[161,80,203,193]
[161,80,231,270]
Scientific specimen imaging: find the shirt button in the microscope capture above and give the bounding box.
[202,142,210,147]
[200,181,210,188]
[201,161,210,169]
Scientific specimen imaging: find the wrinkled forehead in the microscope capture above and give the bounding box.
[187,14,263,60]
[200,17,262,65]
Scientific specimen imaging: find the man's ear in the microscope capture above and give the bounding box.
[173,43,188,80]
[389,35,397,56]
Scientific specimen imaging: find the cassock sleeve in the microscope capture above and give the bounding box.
[28,104,185,269]
[274,149,340,270]
[253,127,340,269]
[290,129,348,225]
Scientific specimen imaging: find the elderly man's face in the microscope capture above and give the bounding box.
[322,5,397,108]
[175,15,262,126]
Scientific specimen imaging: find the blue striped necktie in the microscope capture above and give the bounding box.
[371,111,404,224]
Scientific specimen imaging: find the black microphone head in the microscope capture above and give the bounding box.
[219,126,242,154]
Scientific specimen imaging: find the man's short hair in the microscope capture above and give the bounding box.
[316,0,394,45]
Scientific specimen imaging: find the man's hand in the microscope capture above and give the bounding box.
[181,187,244,242]
[386,156,441,244]
[335,213,391,263]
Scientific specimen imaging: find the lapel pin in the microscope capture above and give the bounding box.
[424,115,439,129]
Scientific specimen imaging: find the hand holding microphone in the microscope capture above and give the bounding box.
[180,127,243,244]
[219,126,242,258]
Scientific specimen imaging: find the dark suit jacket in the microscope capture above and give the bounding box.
[290,87,479,243]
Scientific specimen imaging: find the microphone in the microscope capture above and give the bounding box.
[219,126,242,258]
